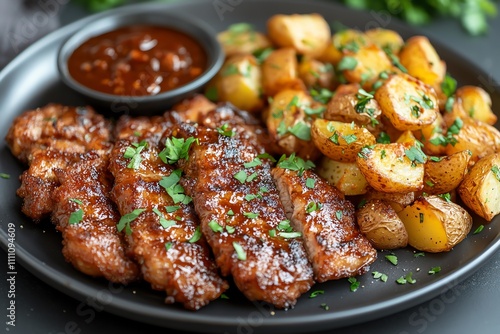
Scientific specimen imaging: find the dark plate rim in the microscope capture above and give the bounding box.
[1,0,499,332]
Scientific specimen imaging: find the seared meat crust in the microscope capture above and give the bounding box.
[272,168,377,282]
[51,153,139,284]
[174,123,314,309]
[109,117,228,310]
[5,104,112,164]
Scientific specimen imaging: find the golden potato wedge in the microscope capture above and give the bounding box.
[456,85,497,125]
[267,14,331,57]
[398,195,472,252]
[298,56,336,90]
[341,44,393,89]
[214,54,264,112]
[365,28,404,55]
[375,73,439,131]
[318,29,368,65]
[356,199,408,249]
[356,143,425,193]
[317,157,369,195]
[311,119,376,162]
[423,151,471,195]
[266,89,319,160]
[396,130,418,146]
[324,83,382,131]
[399,36,446,87]
[444,118,500,163]
[262,48,305,96]
[413,111,446,156]
[364,188,415,212]
[217,23,272,57]
[458,152,500,221]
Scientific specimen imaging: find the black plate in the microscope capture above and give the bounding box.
[0,1,499,333]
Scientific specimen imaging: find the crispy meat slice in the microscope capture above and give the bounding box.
[5,104,112,164]
[271,167,377,282]
[51,152,139,284]
[16,149,83,221]
[174,123,314,309]
[109,122,227,310]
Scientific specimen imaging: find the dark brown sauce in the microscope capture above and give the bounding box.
[68,25,207,96]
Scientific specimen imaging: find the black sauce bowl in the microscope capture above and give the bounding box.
[57,9,223,116]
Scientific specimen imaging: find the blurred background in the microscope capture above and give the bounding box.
[1,0,498,69]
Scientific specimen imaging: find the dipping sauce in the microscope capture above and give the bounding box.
[67,25,207,96]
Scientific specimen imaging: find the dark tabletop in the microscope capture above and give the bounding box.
[1,1,499,333]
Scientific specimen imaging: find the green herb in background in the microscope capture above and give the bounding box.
[339,0,498,35]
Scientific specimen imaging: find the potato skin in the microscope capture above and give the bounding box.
[317,157,369,195]
[356,143,424,193]
[267,13,331,57]
[458,152,500,221]
[375,73,438,131]
[423,150,471,195]
[356,199,408,250]
[398,196,472,252]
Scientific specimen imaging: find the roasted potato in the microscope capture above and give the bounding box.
[423,150,471,195]
[356,199,408,249]
[364,188,415,213]
[267,14,331,57]
[318,28,368,64]
[266,89,319,159]
[398,195,472,252]
[213,54,264,112]
[365,28,404,55]
[356,143,424,193]
[458,152,500,221]
[395,130,418,146]
[324,83,382,132]
[311,119,376,162]
[217,23,272,57]
[399,36,446,87]
[455,85,497,125]
[375,73,439,131]
[444,117,500,163]
[262,48,305,96]
[298,56,336,90]
[341,44,393,89]
[317,157,369,195]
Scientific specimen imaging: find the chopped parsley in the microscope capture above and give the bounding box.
[277,153,315,176]
[117,208,145,235]
[396,272,416,284]
[288,121,311,141]
[320,303,330,311]
[473,225,484,234]
[385,254,398,266]
[165,205,180,213]
[152,207,176,229]
[217,123,235,137]
[491,165,500,182]
[303,105,326,117]
[377,132,391,144]
[233,241,246,260]
[305,178,316,189]
[222,63,240,76]
[0,173,10,179]
[233,170,248,183]
[441,73,457,97]
[438,193,452,203]
[205,86,218,101]
[428,266,441,275]
[414,252,425,258]
[354,88,374,114]
[253,47,274,64]
[306,201,322,213]
[405,145,427,166]
[188,226,202,243]
[335,210,343,220]
[159,137,197,164]
[123,140,148,169]
[309,88,334,104]
[309,290,324,298]
[337,56,358,71]
[159,169,192,205]
[69,198,84,225]
[343,134,358,144]
[383,45,407,73]
[165,242,173,251]
[372,271,388,282]
[244,157,263,168]
[348,277,360,292]
[243,212,259,219]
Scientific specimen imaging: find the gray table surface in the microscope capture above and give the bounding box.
[1,1,499,333]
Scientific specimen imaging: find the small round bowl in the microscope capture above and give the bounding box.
[57,9,223,116]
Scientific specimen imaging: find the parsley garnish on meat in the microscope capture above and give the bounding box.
[152,207,176,229]
[233,241,247,260]
[69,198,84,225]
[117,208,145,235]
[159,137,197,164]
[123,140,148,169]
[277,153,315,176]
[188,226,202,243]
[159,169,192,205]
